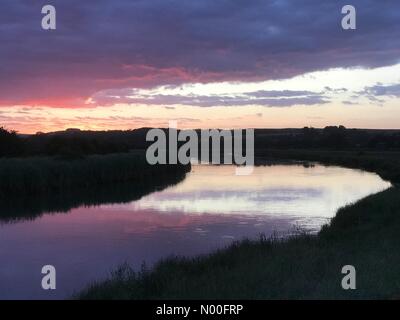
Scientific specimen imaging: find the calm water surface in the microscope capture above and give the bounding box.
[0,164,391,299]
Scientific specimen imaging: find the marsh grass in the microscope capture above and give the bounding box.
[0,152,190,220]
[256,149,400,183]
[0,172,187,223]
[0,152,189,196]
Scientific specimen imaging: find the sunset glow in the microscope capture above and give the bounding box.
[1,1,399,132]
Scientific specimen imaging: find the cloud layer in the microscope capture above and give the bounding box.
[1,0,399,107]
[90,88,329,107]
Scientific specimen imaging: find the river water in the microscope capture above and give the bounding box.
[0,164,391,299]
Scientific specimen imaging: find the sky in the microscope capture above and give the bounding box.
[1,0,400,133]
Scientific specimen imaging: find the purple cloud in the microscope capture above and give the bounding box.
[361,83,400,97]
[90,89,329,107]
[0,0,399,107]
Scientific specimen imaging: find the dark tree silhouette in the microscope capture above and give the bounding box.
[0,127,24,157]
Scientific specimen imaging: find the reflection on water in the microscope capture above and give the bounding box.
[0,164,391,299]
[0,171,187,223]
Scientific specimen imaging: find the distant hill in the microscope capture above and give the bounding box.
[2,126,400,158]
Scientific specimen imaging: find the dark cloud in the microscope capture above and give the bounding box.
[361,83,400,98]
[342,100,359,105]
[1,0,399,106]
[324,87,348,94]
[245,90,316,98]
[354,82,400,105]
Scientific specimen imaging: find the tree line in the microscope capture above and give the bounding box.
[1,126,400,158]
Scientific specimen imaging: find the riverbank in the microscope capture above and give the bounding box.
[0,152,190,220]
[78,150,400,299]
[256,149,400,186]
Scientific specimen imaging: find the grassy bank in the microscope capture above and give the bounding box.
[0,152,190,220]
[0,152,190,196]
[0,173,187,223]
[256,149,400,185]
[78,150,400,300]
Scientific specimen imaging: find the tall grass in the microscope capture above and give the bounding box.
[0,173,187,223]
[0,152,190,198]
[256,149,400,184]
